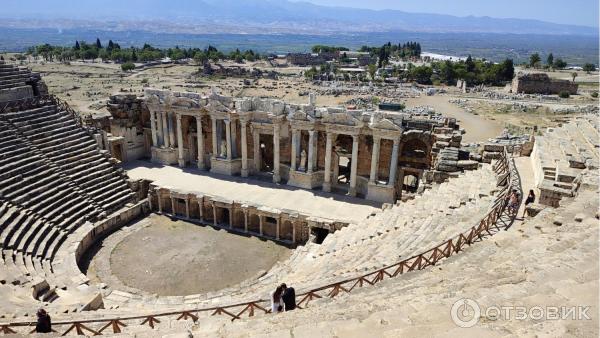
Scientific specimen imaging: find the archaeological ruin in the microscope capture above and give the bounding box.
[511,72,578,95]
[0,60,597,336]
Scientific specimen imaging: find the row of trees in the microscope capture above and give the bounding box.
[359,41,422,68]
[306,54,514,87]
[529,52,596,72]
[27,39,262,65]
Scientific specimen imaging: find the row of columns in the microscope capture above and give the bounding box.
[290,129,317,174]
[151,111,401,192]
[150,111,176,149]
[155,194,298,243]
[369,136,400,186]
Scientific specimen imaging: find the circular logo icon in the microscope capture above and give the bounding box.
[451,298,481,328]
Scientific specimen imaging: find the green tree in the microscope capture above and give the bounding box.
[554,58,567,69]
[529,53,541,68]
[367,63,377,80]
[96,38,102,49]
[121,62,135,72]
[571,72,578,82]
[583,63,596,73]
[546,53,554,67]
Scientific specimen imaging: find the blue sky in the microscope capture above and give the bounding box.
[302,0,599,27]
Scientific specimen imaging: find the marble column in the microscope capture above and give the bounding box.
[241,120,249,177]
[162,112,170,148]
[157,194,163,213]
[253,130,260,173]
[157,111,164,146]
[225,119,232,160]
[323,132,334,192]
[307,130,315,174]
[259,215,264,235]
[170,197,176,216]
[211,117,218,158]
[292,221,297,243]
[349,135,359,197]
[388,138,400,186]
[243,210,248,232]
[212,203,217,226]
[176,114,185,167]
[196,117,205,169]
[369,135,381,184]
[184,198,190,218]
[273,124,281,183]
[168,113,176,148]
[198,199,204,222]
[275,217,280,240]
[290,129,299,172]
[150,111,158,147]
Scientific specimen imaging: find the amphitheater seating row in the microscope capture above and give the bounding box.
[101,164,498,310]
[0,100,137,313]
[0,63,36,90]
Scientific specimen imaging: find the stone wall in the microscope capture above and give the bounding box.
[511,73,578,95]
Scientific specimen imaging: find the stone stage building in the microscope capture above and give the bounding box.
[104,89,465,204]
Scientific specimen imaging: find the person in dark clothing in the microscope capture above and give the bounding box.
[280,283,296,311]
[35,308,52,333]
[522,189,536,218]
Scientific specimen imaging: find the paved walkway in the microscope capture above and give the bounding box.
[125,161,380,224]
[513,155,537,218]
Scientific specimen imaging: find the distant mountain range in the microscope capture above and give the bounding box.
[1,0,597,36]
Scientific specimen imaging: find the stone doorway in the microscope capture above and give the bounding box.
[333,134,354,192]
[259,134,274,174]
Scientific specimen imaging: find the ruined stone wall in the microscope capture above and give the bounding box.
[107,94,150,160]
[511,73,578,95]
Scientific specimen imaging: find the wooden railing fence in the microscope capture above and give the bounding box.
[0,148,521,336]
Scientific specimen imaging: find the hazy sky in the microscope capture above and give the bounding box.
[301,0,599,27]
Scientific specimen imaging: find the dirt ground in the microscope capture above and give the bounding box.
[107,214,291,296]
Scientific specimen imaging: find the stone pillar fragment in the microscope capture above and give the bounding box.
[369,136,381,183]
[349,135,359,196]
[307,130,315,174]
[388,138,400,186]
[211,118,218,157]
[241,120,249,177]
[150,111,158,147]
[273,124,281,183]
[196,117,205,169]
[323,132,334,192]
[177,114,185,167]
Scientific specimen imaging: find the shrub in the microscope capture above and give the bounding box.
[558,91,570,98]
[591,91,598,98]
[121,62,135,72]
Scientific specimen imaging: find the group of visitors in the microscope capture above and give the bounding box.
[507,189,536,218]
[270,283,296,313]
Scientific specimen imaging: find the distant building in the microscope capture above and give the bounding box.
[511,72,578,95]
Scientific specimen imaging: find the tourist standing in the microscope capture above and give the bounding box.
[281,283,296,311]
[522,189,536,218]
[270,286,284,314]
[35,309,52,333]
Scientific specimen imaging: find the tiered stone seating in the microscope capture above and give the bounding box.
[99,164,497,310]
[2,105,136,214]
[532,115,599,206]
[0,101,136,315]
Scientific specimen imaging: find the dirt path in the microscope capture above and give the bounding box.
[406,95,504,143]
[108,214,290,296]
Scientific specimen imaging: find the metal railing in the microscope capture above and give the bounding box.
[0,148,521,335]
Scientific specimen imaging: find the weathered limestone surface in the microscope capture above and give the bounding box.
[511,72,578,95]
